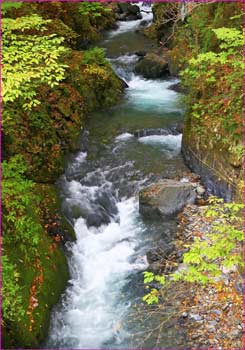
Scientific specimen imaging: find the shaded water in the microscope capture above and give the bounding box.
[46,4,188,348]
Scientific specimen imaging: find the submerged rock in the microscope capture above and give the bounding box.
[134,126,181,138]
[87,212,110,228]
[135,50,147,57]
[139,179,196,218]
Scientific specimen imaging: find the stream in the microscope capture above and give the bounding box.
[46,3,188,348]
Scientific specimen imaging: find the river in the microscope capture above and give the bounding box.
[46,3,188,348]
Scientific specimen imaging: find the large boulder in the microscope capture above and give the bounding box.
[117,3,142,21]
[139,179,196,218]
[134,52,169,79]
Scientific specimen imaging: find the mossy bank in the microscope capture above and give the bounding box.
[146,2,243,201]
[2,2,125,348]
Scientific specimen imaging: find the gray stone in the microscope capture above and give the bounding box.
[189,313,203,322]
[139,179,196,218]
[86,212,110,228]
[134,52,169,79]
[117,3,141,21]
[146,240,174,263]
[196,185,206,195]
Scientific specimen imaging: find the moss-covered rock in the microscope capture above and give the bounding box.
[3,184,72,349]
[149,2,244,201]
[3,5,126,348]
[6,2,118,49]
[4,49,124,183]
[135,51,169,79]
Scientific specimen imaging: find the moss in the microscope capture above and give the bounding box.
[3,5,125,347]
[4,50,124,183]
[3,184,71,349]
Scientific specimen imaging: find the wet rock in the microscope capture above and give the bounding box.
[86,212,110,228]
[118,76,129,88]
[134,126,181,138]
[139,179,196,219]
[135,50,147,57]
[146,240,174,263]
[139,19,149,27]
[168,82,186,93]
[117,3,142,21]
[80,129,89,152]
[96,190,118,217]
[66,200,90,220]
[134,52,169,79]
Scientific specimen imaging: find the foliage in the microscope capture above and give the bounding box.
[78,2,111,17]
[2,2,23,15]
[181,25,244,154]
[2,255,25,323]
[173,197,243,284]
[2,15,68,116]
[2,155,42,256]
[143,196,243,304]
[82,47,107,66]
[143,272,165,305]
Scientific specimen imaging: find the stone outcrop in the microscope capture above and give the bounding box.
[181,135,243,202]
[116,3,142,21]
[134,51,169,79]
[139,179,196,218]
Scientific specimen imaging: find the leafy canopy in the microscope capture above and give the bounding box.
[78,2,111,17]
[2,2,23,15]
[2,15,68,113]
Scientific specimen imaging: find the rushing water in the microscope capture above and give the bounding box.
[46,4,188,348]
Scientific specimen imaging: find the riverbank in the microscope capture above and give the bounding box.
[2,3,125,348]
[146,1,243,201]
[3,2,243,349]
[169,202,243,349]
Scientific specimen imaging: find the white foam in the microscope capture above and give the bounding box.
[110,54,139,65]
[138,134,182,158]
[47,197,148,348]
[108,2,153,37]
[75,151,87,163]
[115,132,134,142]
[127,76,181,112]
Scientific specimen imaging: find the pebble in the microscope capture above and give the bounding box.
[222,303,229,311]
[196,185,205,195]
[207,326,216,333]
[189,313,203,321]
[211,309,222,316]
[182,311,188,318]
[191,334,199,340]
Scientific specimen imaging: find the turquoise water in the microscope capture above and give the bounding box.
[46,4,188,348]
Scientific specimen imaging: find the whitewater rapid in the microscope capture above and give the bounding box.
[46,3,185,348]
